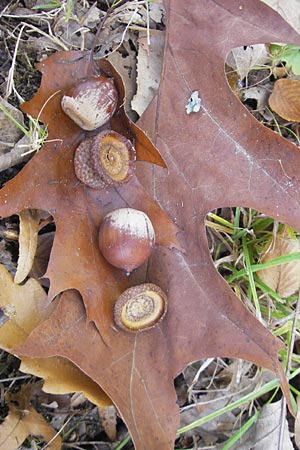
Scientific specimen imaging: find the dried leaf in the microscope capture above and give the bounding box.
[262,0,300,32]
[0,264,54,348]
[0,384,61,450]
[257,226,300,297]
[131,30,165,117]
[227,44,270,80]
[0,405,61,450]
[29,231,55,282]
[0,134,32,172]
[107,40,137,118]
[1,1,300,449]
[0,51,179,336]
[20,357,111,408]
[269,78,300,121]
[242,83,273,120]
[0,264,110,408]
[14,209,39,284]
[98,405,117,441]
[0,97,24,153]
[231,401,293,450]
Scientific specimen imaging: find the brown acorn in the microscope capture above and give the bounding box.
[98,208,155,273]
[61,76,118,130]
[114,283,167,332]
[74,130,136,189]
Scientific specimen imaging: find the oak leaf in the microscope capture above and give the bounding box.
[1,1,300,449]
[0,383,61,450]
[0,264,110,407]
[0,51,180,336]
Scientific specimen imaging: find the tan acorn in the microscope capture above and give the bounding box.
[98,208,155,273]
[61,76,118,130]
[74,130,136,189]
[114,283,167,332]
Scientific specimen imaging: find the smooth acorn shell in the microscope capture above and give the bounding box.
[98,208,155,273]
[61,76,118,130]
[74,130,136,189]
[114,283,167,332]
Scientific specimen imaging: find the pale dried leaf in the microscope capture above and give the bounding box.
[14,209,39,284]
[131,30,165,116]
[53,14,95,49]
[0,264,111,407]
[262,0,300,32]
[20,357,111,408]
[242,83,273,120]
[257,226,300,297]
[149,1,165,24]
[81,4,100,27]
[227,44,270,80]
[231,401,293,450]
[0,97,24,154]
[108,40,137,118]
[0,264,52,348]
[0,135,31,172]
[0,404,61,450]
[98,405,117,441]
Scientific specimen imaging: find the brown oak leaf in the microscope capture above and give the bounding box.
[2,1,300,449]
[0,50,180,336]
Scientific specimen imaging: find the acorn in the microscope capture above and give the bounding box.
[98,208,155,273]
[74,130,136,189]
[61,76,118,130]
[114,283,167,332]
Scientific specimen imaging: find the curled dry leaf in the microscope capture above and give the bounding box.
[268,78,300,121]
[14,209,39,284]
[257,226,300,297]
[0,264,111,408]
[131,30,165,117]
[29,231,55,282]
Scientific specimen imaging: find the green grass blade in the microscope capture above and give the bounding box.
[221,411,259,450]
[177,377,283,435]
[242,235,261,315]
[226,252,300,283]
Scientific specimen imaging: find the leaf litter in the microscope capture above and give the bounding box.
[0,0,298,450]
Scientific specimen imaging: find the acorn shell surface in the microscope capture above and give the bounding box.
[114,283,167,332]
[98,208,155,273]
[61,76,118,130]
[74,131,136,190]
